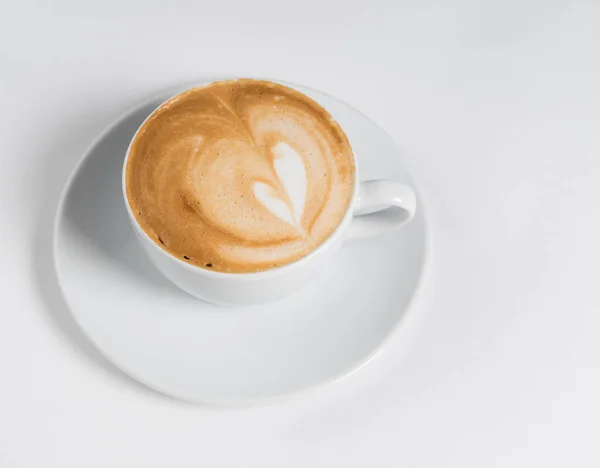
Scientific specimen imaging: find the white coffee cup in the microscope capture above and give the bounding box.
[122,83,417,306]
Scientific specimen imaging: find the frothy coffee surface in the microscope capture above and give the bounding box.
[125,79,355,273]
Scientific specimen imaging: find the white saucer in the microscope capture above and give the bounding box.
[54,81,431,404]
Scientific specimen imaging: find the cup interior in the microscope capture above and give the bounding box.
[122,79,360,277]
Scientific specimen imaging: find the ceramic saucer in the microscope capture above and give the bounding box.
[54,81,431,404]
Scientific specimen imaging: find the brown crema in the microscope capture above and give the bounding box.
[125,79,355,273]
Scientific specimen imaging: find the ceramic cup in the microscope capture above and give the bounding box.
[122,83,417,306]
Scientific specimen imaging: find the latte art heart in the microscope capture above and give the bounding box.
[126,80,355,273]
[253,142,307,228]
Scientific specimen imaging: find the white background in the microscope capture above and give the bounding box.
[1,0,599,466]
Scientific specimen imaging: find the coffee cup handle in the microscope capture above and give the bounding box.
[347,180,417,240]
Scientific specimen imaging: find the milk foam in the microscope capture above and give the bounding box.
[253,142,307,229]
[125,79,355,273]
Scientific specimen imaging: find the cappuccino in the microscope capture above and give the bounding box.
[125,79,355,273]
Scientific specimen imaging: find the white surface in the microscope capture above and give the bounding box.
[1,0,599,466]
[55,82,427,402]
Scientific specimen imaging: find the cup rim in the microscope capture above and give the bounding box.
[121,77,359,280]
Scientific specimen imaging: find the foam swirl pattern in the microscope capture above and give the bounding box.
[126,80,355,273]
